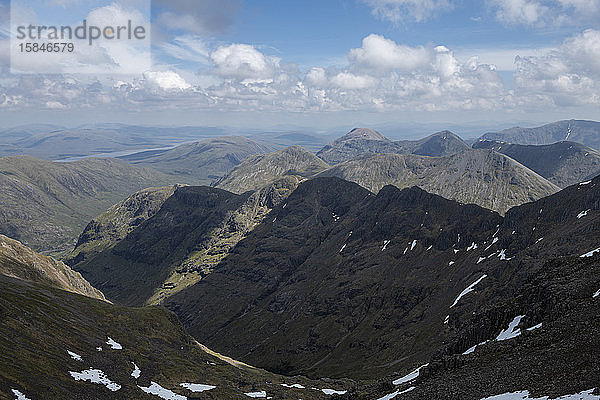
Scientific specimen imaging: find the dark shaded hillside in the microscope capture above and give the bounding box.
[473,140,600,188]
[0,156,176,256]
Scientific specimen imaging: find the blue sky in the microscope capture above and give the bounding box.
[0,0,599,131]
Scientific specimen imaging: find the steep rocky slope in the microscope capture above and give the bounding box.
[317,150,559,214]
[0,156,176,256]
[473,140,600,188]
[125,136,277,185]
[0,274,348,400]
[213,146,329,194]
[71,178,300,306]
[0,234,104,300]
[316,128,469,165]
[480,119,600,149]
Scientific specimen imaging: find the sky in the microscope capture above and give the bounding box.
[0,0,599,131]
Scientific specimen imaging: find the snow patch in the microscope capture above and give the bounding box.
[11,389,31,400]
[535,238,544,244]
[496,315,524,341]
[131,362,141,379]
[67,350,82,361]
[382,240,390,251]
[451,275,487,308]
[69,369,121,392]
[106,337,122,350]
[462,340,489,355]
[581,247,600,258]
[339,244,347,253]
[180,383,216,392]
[392,364,428,385]
[578,210,590,219]
[321,388,348,395]
[484,237,499,251]
[480,388,600,399]
[139,382,186,400]
[467,242,478,251]
[449,261,455,266]
[377,386,416,400]
[245,391,267,398]
[593,289,600,298]
[526,323,542,331]
[426,245,433,251]
[580,180,592,186]
[96,347,102,352]
[444,315,449,324]
[498,249,512,261]
[281,383,305,389]
[410,240,417,251]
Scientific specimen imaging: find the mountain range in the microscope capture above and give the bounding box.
[316,128,470,164]
[480,120,600,150]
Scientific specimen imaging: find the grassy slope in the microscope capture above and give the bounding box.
[0,156,178,256]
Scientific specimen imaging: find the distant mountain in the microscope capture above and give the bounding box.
[124,136,277,185]
[0,156,175,256]
[316,128,470,165]
[71,178,300,306]
[473,140,600,188]
[396,130,470,157]
[0,234,104,300]
[161,175,600,387]
[213,146,329,194]
[0,124,226,161]
[480,120,600,149]
[317,149,559,214]
[0,274,345,400]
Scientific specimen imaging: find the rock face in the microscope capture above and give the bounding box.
[213,146,329,194]
[0,234,104,300]
[125,136,277,185]
[480,119,600,150]
[71,178,300,306]
[473,140,600,188]
[0,156,175,256]
[316,128,470,165]
[0,274,344,400]
[317,150,560,214]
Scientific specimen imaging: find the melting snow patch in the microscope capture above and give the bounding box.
[106,337,122,350]
[281,383,305,389]
[496,315,524,341]
[526,323,542,331]
[11,389,31,400]
[462,340,489,355]
[480,388,600,399]
[467,242,478,251]
[451,275,487,308]
[578,210,590,219]
[580,180,592,186]
[139,382,186,400]
[593,289,600,298]
[245,391,267,398]
[377,387,416,400]
[320,389,347,395]
[69,369,121,392]
[131,362,141,379]
[581,247,600,258]
[392,364,428,385]
[180,383,216,392]
[68,350,82,361]
[498,250,512,261]
[382,240,391,251]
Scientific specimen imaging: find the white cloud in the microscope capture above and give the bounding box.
[143,71,191,90]
[153,0,240,35]
[362,0,454,23]
[489,0,600,26]
[330,72,377,89]
[210,43,280,80]
[348,34,431,73]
